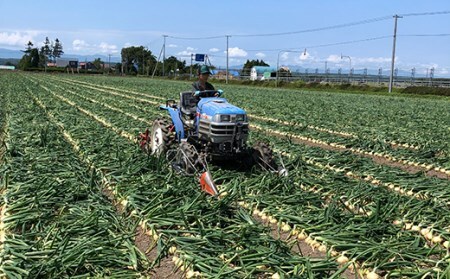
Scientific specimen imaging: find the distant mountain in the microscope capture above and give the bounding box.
[0,48,23,59]
[0,58,20,66]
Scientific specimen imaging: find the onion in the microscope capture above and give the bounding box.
[420,228,430,236]
[297,232,307,240]
[168,246,177,254]
[186,270,196,279]
[432,235,442,243]
[318,244,327,253]
[281,223,291,232]
[411,225,420,232]
[393,220,402,226]
[366,271,380,279]
[337,255,349,265]
[443,240,449,248]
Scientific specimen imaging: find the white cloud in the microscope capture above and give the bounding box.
[72,39,118,54]
[326,54,342,63]
[73,39,89,51]
[0,31,40,48]
[255,52,266,58]
[177,50,193,56]
[209,48,220,52]
[299,51,310,61]
[438,68,448,75]
[280,52,289,61]
[226,47,247,57]
[177,47,197,56]
[98,42,118,53]
[168,44,178,48]
[357,57,391,64]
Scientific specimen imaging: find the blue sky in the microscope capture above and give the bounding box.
[1,0,449,76]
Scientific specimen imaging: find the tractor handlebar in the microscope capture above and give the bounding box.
[193,89,223,98]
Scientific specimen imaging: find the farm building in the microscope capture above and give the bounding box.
[250,66,276,81]
[0,65,15,70]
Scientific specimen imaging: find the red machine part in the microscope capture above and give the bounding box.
[199,171,218,196]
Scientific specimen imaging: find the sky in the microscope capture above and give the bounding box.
[1,0,450,76]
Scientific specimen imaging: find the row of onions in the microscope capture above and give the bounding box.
[35,74,450,223]
[51,74,449,172]
[215,165,449,277]
[48,74,449,177]
[0,78,148,278]
[259,132,450,208]
[251,120,449,177]
[31,74,450,278]
[34,74,450,232]
[28,74,346,278]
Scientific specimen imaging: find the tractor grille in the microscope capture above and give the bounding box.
[199,120,249,142]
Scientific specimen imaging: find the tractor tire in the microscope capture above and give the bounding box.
[150,118,174,156]
[252,142,277,171]
[176,142,202,175]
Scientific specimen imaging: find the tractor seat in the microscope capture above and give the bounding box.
[180,92,198,118]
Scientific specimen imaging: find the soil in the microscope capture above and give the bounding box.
[135,226,183,279]
[101,187,182,278]
[253,215,360,279]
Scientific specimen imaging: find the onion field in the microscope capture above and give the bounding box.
[1,72,449,278]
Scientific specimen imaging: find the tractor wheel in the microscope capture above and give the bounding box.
[150,118,174,156]
[176,142,203,175]
[252,142,276,171]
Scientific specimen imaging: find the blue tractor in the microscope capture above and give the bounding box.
[140,89,286,195]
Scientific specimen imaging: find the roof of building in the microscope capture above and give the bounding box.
[251,66,276,74]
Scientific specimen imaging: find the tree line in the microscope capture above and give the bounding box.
[18,37,63,70]
[17,39,270,76]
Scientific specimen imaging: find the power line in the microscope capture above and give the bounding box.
[399,33,450,37]
[233,16,393,38]
[246,35,392,52]
[167,35,224,40]
[399,11,450,17]
[164,11,450,40]
[167,16,392,40]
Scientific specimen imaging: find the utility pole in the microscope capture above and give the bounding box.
[389,15,402,93]
[108,54,111,74]
[162,35,167,77]
[190,53,193,78]
[226,35,230,84]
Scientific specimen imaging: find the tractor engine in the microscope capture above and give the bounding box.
[196,98,249,155]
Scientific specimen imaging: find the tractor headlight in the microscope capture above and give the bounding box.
[220,115,231,122]
[236,114,245,122]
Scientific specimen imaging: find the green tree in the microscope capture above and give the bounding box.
[92,58,103,70]
[121,46,156,75]
[164,56,186,76]
[18,41,40,70]
[52,38,64,62]
[242,59,270,76]
[41,37,52,66]
[22,41,34,55]
[18,47,40,70]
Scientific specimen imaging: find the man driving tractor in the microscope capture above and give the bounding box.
[192,65,220,98]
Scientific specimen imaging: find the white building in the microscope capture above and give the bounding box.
[250,66,276,81]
